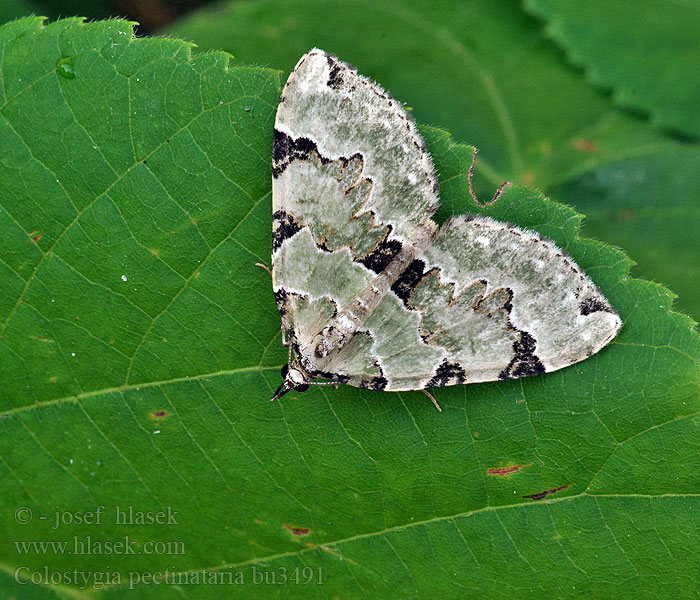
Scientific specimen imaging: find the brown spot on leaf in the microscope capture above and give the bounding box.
[523,484,570,501]
[31,233,42,242]
[487,463,533,477]
[572,138,598,152]
[284,524,310,536]
[50,376,58,383]
[150,248,160,257]
[151,410,168,419]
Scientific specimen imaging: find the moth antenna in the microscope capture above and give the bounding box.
[270,381,291,401]
[421,389,442,412]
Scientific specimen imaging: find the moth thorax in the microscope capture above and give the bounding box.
[298,354,315,373]
[313,314,358,358]
[313,327,343,358]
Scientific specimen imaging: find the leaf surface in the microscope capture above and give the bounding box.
[0,15,699,600]
[524,0,700,139]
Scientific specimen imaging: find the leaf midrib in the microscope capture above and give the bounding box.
[0,365,280,418]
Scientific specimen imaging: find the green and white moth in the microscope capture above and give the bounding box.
[269,49,621,410]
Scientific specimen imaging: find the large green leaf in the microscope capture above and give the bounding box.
[1,15,699,600]
[524,0,700,139]
[169,0,700,322]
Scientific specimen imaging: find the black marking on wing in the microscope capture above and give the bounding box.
[316,240,333,253]
[273,129,328,178]
[499,330,545,380]
[360,233,403,273]
[273,129,369,189]
[272,210,302,252]
[273,134,396,265]
[391,259,427,305]
[579,297,614,316]
[484,287,545,379]
[274,288,289,319]
[362,376,388,391]
[274,287,298,349]
[315,369,350,385]
[426,360,466,388]
[301,50,439,201]
[326,54,344,89]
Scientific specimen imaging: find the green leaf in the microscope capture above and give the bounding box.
[168,0,700,322]
[1,15,699,600]
[524,0,700,139]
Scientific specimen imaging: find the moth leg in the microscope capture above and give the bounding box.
[281,326,290,347]
[421,389,442,413]
[255,262,273,276]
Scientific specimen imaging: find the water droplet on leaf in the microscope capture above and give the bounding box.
[56,57,76,79]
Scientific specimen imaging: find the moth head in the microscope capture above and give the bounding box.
[270,363,310,401]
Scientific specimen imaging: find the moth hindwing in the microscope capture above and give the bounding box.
[269,48,621,406]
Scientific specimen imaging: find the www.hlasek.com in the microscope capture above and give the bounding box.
[15,536,185,556]
[14,566,324,590]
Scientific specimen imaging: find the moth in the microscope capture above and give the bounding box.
[268,49,621,410]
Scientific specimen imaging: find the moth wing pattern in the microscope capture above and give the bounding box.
[272,49,440,358]
[271,48,622,393]
[315,214,621,392]
[383,215,622,388]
